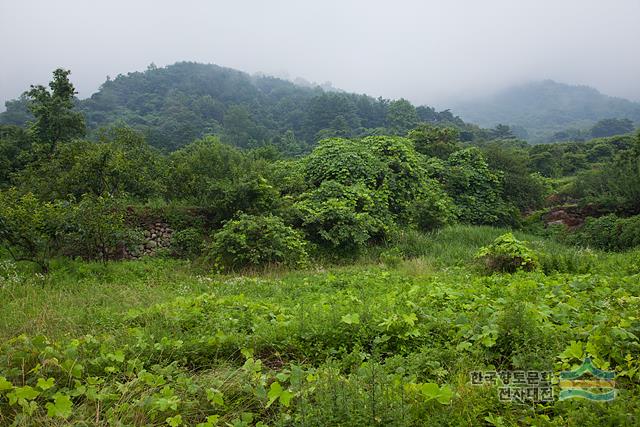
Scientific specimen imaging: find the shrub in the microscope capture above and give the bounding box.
[63,194,140,262]
[366,135,450,224]
[570,214,640,251]
[475,233,538,273]
[436,148,514,226]
[207,214,308,271]
[304,138,383,188]
[0,189,66,273]
[409,189,457,232]
[293,181,390,256]
[170,227,204,259]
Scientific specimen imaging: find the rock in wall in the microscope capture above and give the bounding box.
[124,222,173,259]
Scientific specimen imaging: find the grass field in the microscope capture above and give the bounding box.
[1,225,639,426]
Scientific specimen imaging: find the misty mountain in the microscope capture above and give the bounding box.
[0,62,471,152]
[451,80,640,142]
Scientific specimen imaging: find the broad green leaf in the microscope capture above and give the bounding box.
[341,313,360,325]
[420,383,440,399]
[166,414,183,427]
[436,385,454,404]
[46,393,73,418]
[559,341,584,361]
[266,381,282,408]
[206,388,224,406]
[37,377,55,391]
[279,389,294,407]
[0,376,13,392]
[13,386,40,400]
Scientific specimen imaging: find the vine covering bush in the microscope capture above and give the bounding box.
[293,181,390,255]
[475,232,538,273]
[207,214,308,271]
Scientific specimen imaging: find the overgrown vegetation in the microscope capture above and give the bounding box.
[1,66,640,426]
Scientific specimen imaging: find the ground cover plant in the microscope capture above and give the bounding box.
[1,226,639,426]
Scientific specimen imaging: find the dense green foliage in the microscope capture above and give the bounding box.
[2,66,640,426]
[1,63,480,153]
[63,194,137,262]
[15,127,166,201]
[24,68,86,154]
[0,226,639,425]
[475,233,538,273]
[207,214,308,271]
[428,148,514,225]
[0,190,66,272]
[569,214,640,251]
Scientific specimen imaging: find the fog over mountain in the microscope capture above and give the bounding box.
[1,0,640,112]
[451,80,640,142]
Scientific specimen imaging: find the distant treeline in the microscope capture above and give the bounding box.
[2,62,515,153]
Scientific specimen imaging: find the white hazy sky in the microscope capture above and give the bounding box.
[1,0,639,109]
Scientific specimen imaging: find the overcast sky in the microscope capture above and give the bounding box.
[1,0,639,110]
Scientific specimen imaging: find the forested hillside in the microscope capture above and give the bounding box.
[1,62,482,153]
[452,80,640,142]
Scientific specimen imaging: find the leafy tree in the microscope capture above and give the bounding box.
[25,69,85,153]
[481,141,549,211]
[408,124,460,159]
[605,132,640,213]
[0,189,65,272]
[297,136,455,253]
[386,99,418,135]
[434,148,513,225]
[590,118,634,138]
[365,135,453,225]
[0,96,33,125]
[0,126,32,187]
[490,124,515,140]
[304,138,383,188]
[529,150,559,177]
[167,136,278,222]
[222,105,263,148]
[586,143,614,162]
[305,93,360,141]
[16,126,166,201]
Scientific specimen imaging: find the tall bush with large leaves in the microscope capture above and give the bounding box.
[207,214,308,271]
[434,147,514,225]
[364,135,455,225]
[607,133,640,214]
[293,181,390,255]
[299,136,455,254]
[304,138,383,188]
